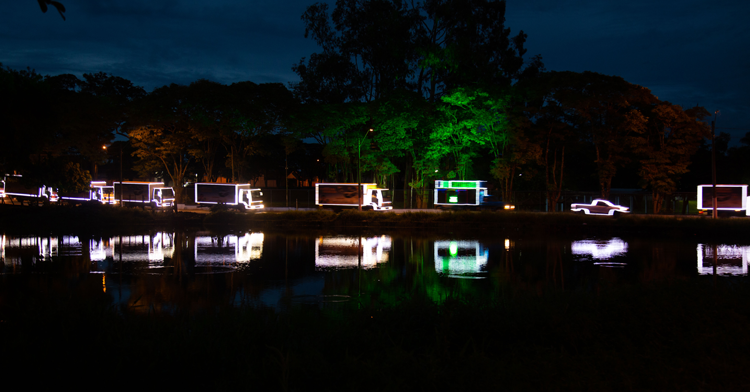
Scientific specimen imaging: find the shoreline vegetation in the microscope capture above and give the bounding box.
[1,203,749,241]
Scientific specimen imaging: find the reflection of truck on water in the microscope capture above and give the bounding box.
[194,183,264,210]
[2,175,59,204]
[59,181,116,204]
[315,235,392,269]
[434,180,514,210]
[114,182,175,208]
[697,184,748,216]
[434,240,489,278]
[315,183,392,211]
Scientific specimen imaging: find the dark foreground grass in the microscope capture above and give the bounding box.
[2,279,749,391]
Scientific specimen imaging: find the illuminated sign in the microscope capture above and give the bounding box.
[434,180,487,207]
[433,240,488,279]
[315,235,391,269]
[697,185,748,212]
[435,180,486,189]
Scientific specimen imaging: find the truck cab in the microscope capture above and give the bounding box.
[153,187,176,208]
[240,188,264,210]
[365,188,392,210]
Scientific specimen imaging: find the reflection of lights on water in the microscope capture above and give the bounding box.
[194,233,264,265]
[571,238,628,261]
[449,241,458,257]
[114,233,174,266]
[593,262,627,268]
[61,236,84,256]
[89,238,112,262]
[315,236,391,269]
[434,240,488,279]
[697,244,748,276]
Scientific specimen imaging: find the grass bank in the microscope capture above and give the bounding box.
[1,278,749,391]
[2,203,750,241]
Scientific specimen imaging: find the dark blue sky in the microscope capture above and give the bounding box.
[3,0,748,141]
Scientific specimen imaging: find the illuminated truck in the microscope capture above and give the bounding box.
[434,180,514,210]
[194,183,264,210]
[114,181,175,208]
[59,181,115,204]
[315,183,392,211]
[697,184,748,216]
[3,175,59,204]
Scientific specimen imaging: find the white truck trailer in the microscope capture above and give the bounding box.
[697,184,748,216]
[59,181,116,204]
[434,180,514,210]
[315,183,392,211]
[3,175,59,204]
[194,183,264,210]
[114,181,175,208]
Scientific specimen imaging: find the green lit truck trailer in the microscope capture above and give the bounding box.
[434,180,514,210]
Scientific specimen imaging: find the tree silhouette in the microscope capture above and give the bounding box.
[37,0,65,21]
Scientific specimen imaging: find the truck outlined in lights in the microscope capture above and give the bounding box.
[697,184,748,216]
[434,180,514,210]
[114,182,175,208]
[194,183,264,210]
[315,183,392,211]
[59,181,116,204]
[2,175,59,204]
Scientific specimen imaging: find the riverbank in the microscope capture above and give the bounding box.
[1,203,749,241]
[1,277,748,391]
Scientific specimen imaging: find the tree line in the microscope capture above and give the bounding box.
[2,0,742,213]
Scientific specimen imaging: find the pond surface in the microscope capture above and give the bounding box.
[1,230,747,312]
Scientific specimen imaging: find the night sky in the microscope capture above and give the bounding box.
[2,0,748,141]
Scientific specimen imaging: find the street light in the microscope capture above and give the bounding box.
[711,110,719,219]
[357,127,373,211]
[104,144,124,207]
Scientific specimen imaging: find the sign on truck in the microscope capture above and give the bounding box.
[315,183,392,211]
[697,184,748,216]
[114,181,175,208]
[194,183,264,210]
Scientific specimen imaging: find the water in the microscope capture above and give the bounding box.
[1,231,746,312]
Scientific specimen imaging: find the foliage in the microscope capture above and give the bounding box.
[631,103,710,213]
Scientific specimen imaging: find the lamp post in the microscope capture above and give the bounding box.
[711,110,718,219]
[104,144,124,207]
[357,127,373,211]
